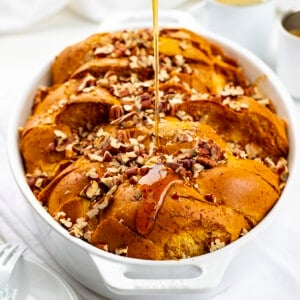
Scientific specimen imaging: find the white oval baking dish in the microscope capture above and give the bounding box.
[7,10,299,300]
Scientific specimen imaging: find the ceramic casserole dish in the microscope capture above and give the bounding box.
[7,10,298,300]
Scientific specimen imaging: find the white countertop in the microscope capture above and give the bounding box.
[1,4,300,300]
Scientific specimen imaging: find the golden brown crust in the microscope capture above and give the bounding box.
[90,183,250,260]
[20,28,289,260]
[179,96,288,160]
[21,124,73,175]
[52,32,111,84]
[196,163,279,225]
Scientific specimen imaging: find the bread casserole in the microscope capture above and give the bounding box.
[20,28,289,260]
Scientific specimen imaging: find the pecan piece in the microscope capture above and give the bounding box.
[196,140,225,168]
[110,111,140,128]
[117,129,131,143]
[77,74,96,92]
[126,166,138,178]
[109,105,124,121]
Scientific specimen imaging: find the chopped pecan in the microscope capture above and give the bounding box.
[117,129,131,143]
[54,129,67,141]
[113,42,127,57]
[109,105,124,121]
[81,180,102,200]
[94,44,114,56]
[94,135,111,151]
[129,176,138,184]
[115,246,128,256]
[77,74,96,92]
[85,168,98,179]
[126,166,138,178]
[140,93,153,109]
[178,159,193,170]
[139,166,150,176]
[103,151,113,162]
[110,111,140,128]
[165,162,181,173]
[196,140,225,168]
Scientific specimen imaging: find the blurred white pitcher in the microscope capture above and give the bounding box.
[277,9,300,100]
[192,0,275,64]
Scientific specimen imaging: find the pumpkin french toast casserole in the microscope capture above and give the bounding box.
[20,28,289,260]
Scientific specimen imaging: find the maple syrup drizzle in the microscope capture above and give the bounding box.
[136,164,182,235]
[152,0,160,148]
[135,1,183,236]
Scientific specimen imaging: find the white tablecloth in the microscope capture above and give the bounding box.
[1,2,300,300]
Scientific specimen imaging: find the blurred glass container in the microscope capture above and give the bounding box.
[276,9,300,100]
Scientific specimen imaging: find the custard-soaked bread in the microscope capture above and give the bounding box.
[21,28,289,260]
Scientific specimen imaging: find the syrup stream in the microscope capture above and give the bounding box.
[152,0,160,148]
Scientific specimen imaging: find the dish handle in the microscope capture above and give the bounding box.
[90,252,233,295]
[98,9,203,32]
